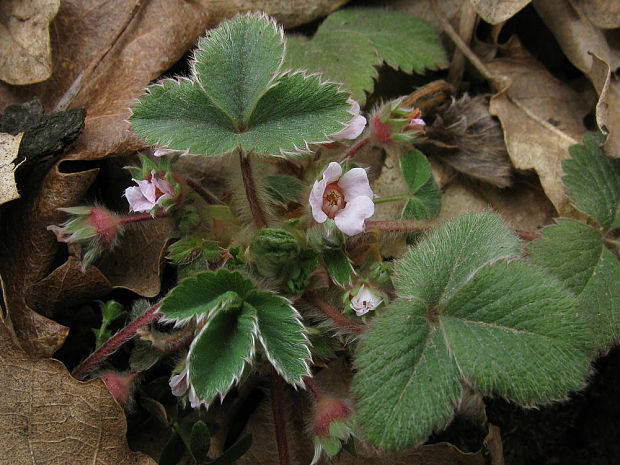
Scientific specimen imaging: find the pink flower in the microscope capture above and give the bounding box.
[169,365,202,408]
[350,284,383,316]
[309,162,374,236]
[125,170,176,212]
[331,99,366,141]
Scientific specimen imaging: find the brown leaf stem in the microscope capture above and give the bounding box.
[240,151,268,229]
[340,135,370,161]
[270,367,291,465]
[305,294,365,335]
[304,376,323,401]
[186,178,223,205]
[72,303,161,380]
[119,211,170,224]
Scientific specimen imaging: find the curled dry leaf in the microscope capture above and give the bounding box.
[569,0,620,29]
[0,0,60,85]
[468,0,531,25]
[487,38,589,215]
[0,319,156,465]
[0,132,22,205]
[0,162,98,356]
[590,53,620,159]
[532,0,620,77]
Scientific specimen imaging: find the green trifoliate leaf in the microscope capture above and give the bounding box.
[284,9,448,104]
[131,14,353,157]
[249,228,299,279]
[354,213,590,450]
[323,248,354,287]
[393,212,520,304]
[245,291,311,385]
[160,270,256,322]
[563,132,620,230]
[193,13,284,126]
[400,150,441,220]
[528,219,620,351]
[188,304,257,404]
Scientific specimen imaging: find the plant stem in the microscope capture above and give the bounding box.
[305,294,365,335]
[270,367,290,465]
[240,151,268,229]
[119,211,170,224]
[186,178,223,205]
[364,219,436,233]
[304,376,323,401]
[374,194,408,204]
[340,136,370,161]
[514,229,541,241]
[72,304,162,380]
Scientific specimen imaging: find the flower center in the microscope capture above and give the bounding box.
[322,182,346,218]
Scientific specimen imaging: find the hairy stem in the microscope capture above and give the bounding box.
[374,194,408,204]
[119,211,170,224]
[365,219,437,233]
[270,367,290,465]
[340,136,370,161]
[305,294,365,335]
[240,151,268,229]
[304,376,323,401]
[186,178,223,205]
[72,304,161,380]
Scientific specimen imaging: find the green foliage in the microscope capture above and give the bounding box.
[161,270,255,322]
[188,304,258,403]
[190,420,211,460]
[265,175,304,206]
[284,8,448,103]
[167,234,222,265]
[400,150,441,220]
[353,212,590,450]
[323,248,354,287]
[130,13,353,157]
[563,132,620,230]
[245,291,310,384]
[92,300,126,348]
[528,219,620,352]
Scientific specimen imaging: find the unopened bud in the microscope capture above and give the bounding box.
[100,372,138,408]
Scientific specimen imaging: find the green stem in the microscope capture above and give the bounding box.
[240,150,268,229]
[374,194,408,204]
[173,422,194,458]
[270,367,290,465]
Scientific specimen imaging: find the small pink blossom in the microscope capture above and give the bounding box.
[350,284,382,316]
[169,365,202,408]
[331,99,366,141]
[125,170,176,212]
[309,162,374,236]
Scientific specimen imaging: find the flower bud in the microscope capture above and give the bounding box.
[311,395,356,464]
[370,98,426,145]
[100,372,138,408]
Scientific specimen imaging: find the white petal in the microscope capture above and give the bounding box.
[334,196,374,236]
[135,178,157,203]
[338,168,374,202]
[309,180,328,223]
[332,114,366,140]
[125,186,155,212]
[322,162,342,183]
[350,285,383,316]
[169,367,189,397]
[153,175,175,197]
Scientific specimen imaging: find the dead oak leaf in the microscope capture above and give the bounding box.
[590,52,620,159]
[0,132,22,205]
[468,0,531,25]
[0,0,60,85]
[487,39,589,215]
[0,319,156,465]
[569,0,620,29]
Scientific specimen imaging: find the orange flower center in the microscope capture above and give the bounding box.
[322,183,346,218]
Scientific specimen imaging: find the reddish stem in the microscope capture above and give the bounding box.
[270,367,290,465]
[240,151,268,229]
[119,211,170,224]
[340,136,370,161]
[306,294,365,335]
[515,229,541,241]
[304,376,323,401]
[365,219,436,233]
[72,304,162,380]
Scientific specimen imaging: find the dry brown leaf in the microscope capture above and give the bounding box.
[385,0,464,31]
[96,219,171,298]
[486,39,589,215]
[569,0,620,29]
[590,53,620,159]
[533,0,620,77]
[0,132,22,205]
[469,0,531,25]
[0,318,156,465]
[26,257,113,318]
[0,162,98,356]
[0,0,60,85]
